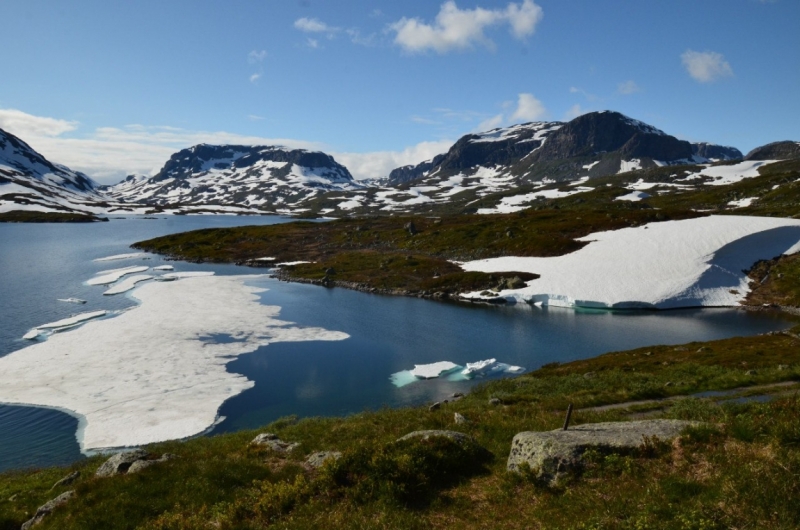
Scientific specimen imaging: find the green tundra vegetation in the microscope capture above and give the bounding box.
[0,211,107,223]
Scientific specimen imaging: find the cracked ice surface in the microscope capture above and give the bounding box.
[0,275,349,451]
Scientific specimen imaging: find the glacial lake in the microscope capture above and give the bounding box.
[0,216,794,472]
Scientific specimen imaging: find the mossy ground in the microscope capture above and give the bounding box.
[2,327,799,529]
[0,211,107,223]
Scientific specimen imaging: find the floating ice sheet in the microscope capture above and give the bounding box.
[93,253,145,262]
[162,271,215,279]
[87,266,149,286]
[22,310,108,340]
[103,275,153,295]
[57,298,87,304]
[153,265,174,271]
[410,361,460,379]
[0,275,349,451]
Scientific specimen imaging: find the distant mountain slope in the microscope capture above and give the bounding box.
[0,128,107,215]
[105,144,362,213]
[745,141,800,161]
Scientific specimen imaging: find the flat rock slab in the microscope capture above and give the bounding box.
[21,490,74,530]
[507,419,698,482]
[305,451,342,469]
[397,430,480,448]
[95,449,149,477]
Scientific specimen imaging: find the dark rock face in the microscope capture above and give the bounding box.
[388,154,445,186]
[745,141,800,161]
[529,112,691,163]
[692,142,742,160]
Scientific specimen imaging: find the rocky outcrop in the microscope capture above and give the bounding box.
[95,449,150,477]
[691,142,742,161]
[95,450,175,477]
[388,154,446,186]
[251,433,300,453]
[507,419,698,483]
[398,430,479,448]
[305,451,342,468]
[745,141,800,161]
[20,490,75,530]
[50,471,80,490]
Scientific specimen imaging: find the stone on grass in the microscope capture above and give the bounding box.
[489,398,502,406]
[21,490,74,530]
[507,419,698,484]
[306,451,342,468]
[127,453,177,474]
[398,430,479,448]
[252,433,299,453]
[95,449,149,477]
[50,471,80,490]
[429,402,441,411]
[454,413,468,425]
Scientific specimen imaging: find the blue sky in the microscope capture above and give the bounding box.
[0,0,797,183]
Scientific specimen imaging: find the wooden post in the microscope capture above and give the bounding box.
[562,403,574,431]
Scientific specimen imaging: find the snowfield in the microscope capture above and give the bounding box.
[0,275,349,451]
[460,216,800,309]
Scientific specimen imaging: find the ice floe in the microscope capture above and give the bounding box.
[153,265,174,271]
[461,358,524,377]
[0,275,349,451]
[93,253,145,262]
[87,266,149,286]
[161,271,215,279]
[410,361,460,379]
[460,215,800,309]
[103,275,153,295]
[22,310,108,340]
[57,298,87,304]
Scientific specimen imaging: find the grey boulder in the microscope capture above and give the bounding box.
[95,449,149,477]
[507,419,698,483]
[21,490,74,530]
[251,433,299,453]
[305,451,342,468]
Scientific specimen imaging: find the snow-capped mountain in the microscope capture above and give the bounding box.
[0,128,106,215]
[105,144,361,213]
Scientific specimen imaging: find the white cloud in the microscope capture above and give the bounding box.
[509,93,546,122]
[681,50,734,83]
[0,108,78,138]
[390,0,543,54]
[306,38,319,49]
[617,80,640,95]
[476,114,504,132]
[249,73,262,83]
[563,104,587,120]
[294,17,339,34]
[247,50,267,63]
[568,86,598,101]
[335,139,454,180]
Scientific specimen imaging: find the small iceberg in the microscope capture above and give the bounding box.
[410,361,461,379]
[87,266,149,286]
[93,253,145,262]
[153,265,174,271]
[461,358,524,378]
[57,298,87,304]
[154,276,177,282]
[103,275,154,295]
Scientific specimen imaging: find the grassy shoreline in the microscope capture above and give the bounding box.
[2,325,799,529]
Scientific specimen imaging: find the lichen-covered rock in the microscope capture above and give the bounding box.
[127,453,177,474]
[305,451,342,468]
[50,471,80,490]
[21,490,74,530]
[398,430,478,448]
[454,413,468,424]
[252,433,299,453]
[95,449,149,477]
[507,420,698,483]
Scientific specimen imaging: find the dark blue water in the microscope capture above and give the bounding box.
[0,216,793,472]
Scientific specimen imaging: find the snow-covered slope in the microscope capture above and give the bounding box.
[0,128,106,215]
[105,144,362,214]
[461,215,800,309]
